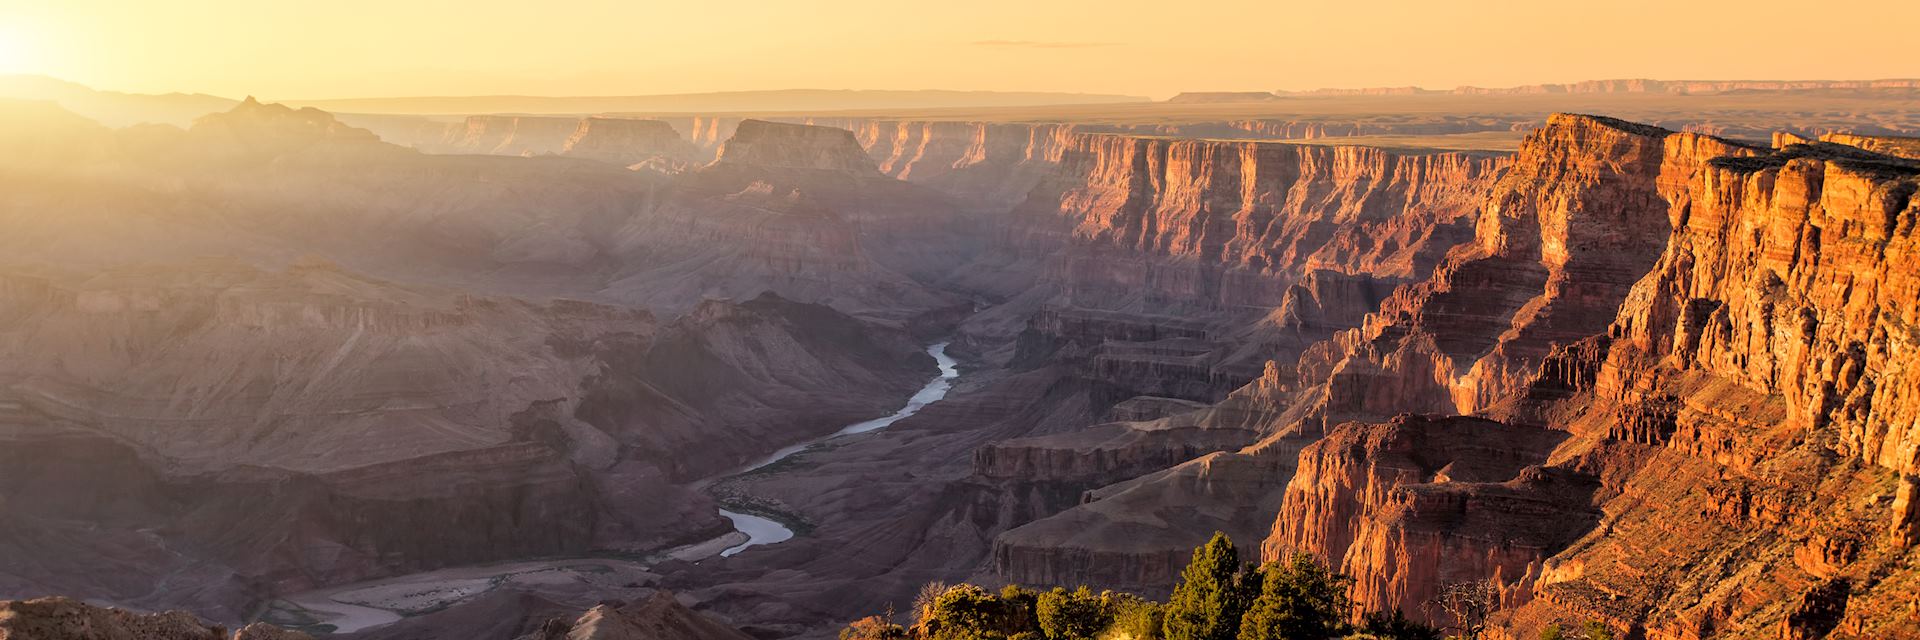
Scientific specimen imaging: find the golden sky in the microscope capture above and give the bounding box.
[6,0,1919,100]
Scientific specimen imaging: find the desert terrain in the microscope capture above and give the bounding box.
[0,73,1916,640]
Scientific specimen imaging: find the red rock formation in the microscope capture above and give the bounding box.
[440,114,582,156]
[1819,132,1920,161]
[1243,126,1920,638]
[1476,135,1920,638]
[1261,415,1585,617]
[560,117,697,167]
[1016,133,1505,311]
[712,120,881,174]
[1286,116,1757,435]
[1281,78,1920,96]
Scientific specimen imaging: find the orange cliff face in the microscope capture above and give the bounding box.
[1005,133,1507,312]
[981,140,1508,593]
[1283,115,1757,434]
[1490,138,1920,639]
[985,117,1920,638]
[1251,125,1920,638]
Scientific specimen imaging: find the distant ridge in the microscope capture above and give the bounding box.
[1169,78,1920,102]
[282,89,1151,116]
[0,74,236,127]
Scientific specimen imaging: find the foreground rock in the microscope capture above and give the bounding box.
[0,597,310,640]
[517,591,752,640]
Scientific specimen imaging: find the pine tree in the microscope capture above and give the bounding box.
[1236,554,1353,640]
[1161,532,1251,640]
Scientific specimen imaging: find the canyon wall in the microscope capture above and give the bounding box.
[1244,124,1920,637]
[1281,115,1755,435]
[1488,135,1920,638]
[1018,133,1505,312]
[0,104,951,622]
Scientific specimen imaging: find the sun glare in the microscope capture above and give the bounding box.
[0,25,40,75]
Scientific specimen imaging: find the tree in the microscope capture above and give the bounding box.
[926,584,1006,640]
[916,581,953,625]
[1429,580,1499,640]
[1539,621,1613,640]
[1236,554,1353,640]
[1162,532,1253,640]
[1038,587,1113,640]
[1108,593,1164,640]
[841,615,908,640]
[1357,610,1441,640]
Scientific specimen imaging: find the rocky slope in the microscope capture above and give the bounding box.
[0,104,946,623]
[1479,131,1920,639]
[1235,126,1920,637]
[0,597,311,640]
[602,119,971,321]
[1278,115,1756,434]
[516,591,753,640]
[978,117,1911,630]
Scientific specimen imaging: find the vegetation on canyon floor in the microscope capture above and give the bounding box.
[842,533,1617,640]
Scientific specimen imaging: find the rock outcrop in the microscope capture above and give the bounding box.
[1285,115,1757,434]
[711,120,881,174]
[605,120,970,320]
[1474,133,1920,638]
[1261,415,1586,616]
[560,117,697,167]
[0,597,311,640]
[1216,126,1920,637]
[439,115,583,156]
[1009,134,1506,312]
[518,591,752,640]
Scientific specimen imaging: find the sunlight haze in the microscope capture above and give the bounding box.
[9,0,1920,99]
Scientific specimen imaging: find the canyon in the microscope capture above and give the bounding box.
[0,78,1916,640]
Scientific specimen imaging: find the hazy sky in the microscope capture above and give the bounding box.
[6,0,1919,100]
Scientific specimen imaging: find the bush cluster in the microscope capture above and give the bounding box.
[847,533,1448,640]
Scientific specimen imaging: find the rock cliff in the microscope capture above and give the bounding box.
[1284,115,1756,434]
[1229,126,1920,637]
[1477,133,1920,638]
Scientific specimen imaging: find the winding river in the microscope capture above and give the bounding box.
[717,341,960,557]
[270,342,962,631]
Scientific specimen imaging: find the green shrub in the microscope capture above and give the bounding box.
[1038,586,1114,640]
[1105,593,1163,640]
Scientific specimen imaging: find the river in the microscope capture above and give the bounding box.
[268,341,961,631]
[716,341,959,556]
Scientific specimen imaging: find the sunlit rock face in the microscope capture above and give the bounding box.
[1237,127,1920,638]
[1278,115,1755,436]
[985,120,1920,640]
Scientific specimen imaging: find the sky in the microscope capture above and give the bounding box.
[4,0,1919,100]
